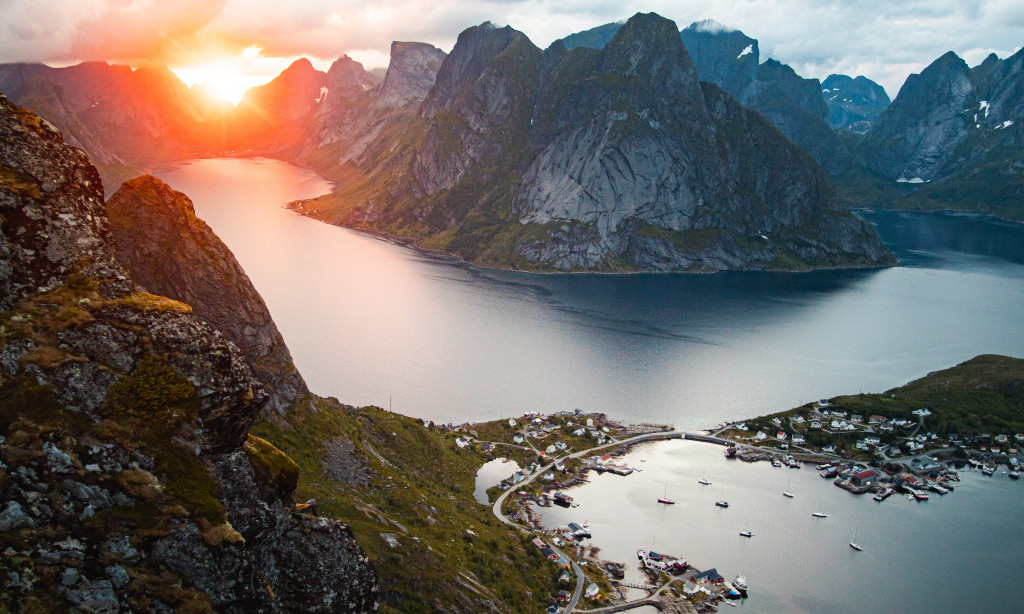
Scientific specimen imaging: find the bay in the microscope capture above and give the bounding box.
[156,158,1024,431]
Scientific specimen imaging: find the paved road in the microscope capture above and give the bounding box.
[490,430,680,613]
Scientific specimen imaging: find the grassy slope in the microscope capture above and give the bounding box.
[251,399,563,614]
[744,355,1024,441]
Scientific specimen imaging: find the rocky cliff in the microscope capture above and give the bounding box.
[848,48,1024,219]
[297,13,893,272]
[562,19,850,175]
[106,176,309,415]
[0,95,377,611]
[821,74,890,132]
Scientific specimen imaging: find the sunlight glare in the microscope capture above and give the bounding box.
[170,47,275,105]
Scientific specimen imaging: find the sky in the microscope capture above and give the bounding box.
[2,0,1022,97]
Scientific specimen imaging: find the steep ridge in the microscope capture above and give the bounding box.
[848,48,1024,219]
[821,74,891,132]
[0,95,377,612]
[106,176,309,415]
[297,13,893,272]
[562,19,851,174]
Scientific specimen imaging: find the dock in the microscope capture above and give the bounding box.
[594,464,634,476]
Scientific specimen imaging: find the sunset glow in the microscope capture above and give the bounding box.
[170,47,284,105]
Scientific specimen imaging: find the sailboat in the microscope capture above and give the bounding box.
[849,528,862,551]
[698,468,711,486]
[783,477,794,498]
[715,485,729,508]
[811,499,827,518]
[739,519,753,537]
[657,483,675,504]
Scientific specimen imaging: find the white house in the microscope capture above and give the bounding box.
[754,431,768,441]
[792,434,806,445]
[513,434,525,444]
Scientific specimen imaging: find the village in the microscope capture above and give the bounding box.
[443,396,1023,613]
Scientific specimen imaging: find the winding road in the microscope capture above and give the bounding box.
[490,430,681,612]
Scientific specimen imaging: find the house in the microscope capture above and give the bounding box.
[513,434,525,444]
[996,434,1010,444]
[810,420,822,430]
[864,435,881,446]
[512,471,526,483]
[455,437,471,448]
[850,414,864,423]
[599,453,612,465]
[830,409,847,418]
[912,408,931,417]
[776,431,787,440]
[558,570,572,583]
[855,439,868,451]
[542,548,558,560]
[586,418,594,428]
[554,462,565,471]
[508,418,517,427]
[771,417,782,426]
[822,444,836,453]
[542,472,555,481]
[888,445,902,456]
[691,568,724,584]
[736,422,748,430]
[546,445,556,454]
[818,399,830,408]
[557,590,571,601]
[893,419,911,427]
[573,428,585,437]
[532,537,546,549]
[793,415,805,424]
[585,583,599,598]
[754,431,768,441]
[830,419,844,430]
[555,441,568,452]
[792,434,806,445]
[869,415,886,425]
[683,581,705,596]
[850,469,879,486]
[879,422,895,432]
[480,443,493,453]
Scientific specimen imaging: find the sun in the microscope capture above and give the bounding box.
[171,60,258,105]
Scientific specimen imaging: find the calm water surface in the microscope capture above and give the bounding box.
[537,441,1024,614]
[156,158,1024,613]
[157,158,1024,430]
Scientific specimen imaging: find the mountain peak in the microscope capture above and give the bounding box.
[687,18,737,34]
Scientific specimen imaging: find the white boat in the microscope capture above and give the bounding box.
[733,575,748,592]
[716,486,728,508]
[812,512,827,518]
[783,477,794,498]
[739,531,753,537]
[698,468,711,485]
[849,542,862,551]
[658,483,675,504]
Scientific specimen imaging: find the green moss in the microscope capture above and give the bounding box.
[104,355,196,419]
[244,434,299,499]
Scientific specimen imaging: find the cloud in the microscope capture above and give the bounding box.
[3,0,1022,96]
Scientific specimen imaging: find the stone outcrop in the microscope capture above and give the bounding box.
[376,42,447,110]
[821,74,891,132]
[106,175,308,414]
[0,94,377,612]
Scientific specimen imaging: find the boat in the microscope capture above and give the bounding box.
[733,575,748,594]
[873,487,893,502]
[850,542,862,551]
[981,465,995,476]
[698,468,712,485]
[715,486,728,508]
[812,512,827,518]
[739,531,753,537]
[1010,470,1020,480]
[725,446,738,458]
[914,491,929,501]
[771,458,782,467]
[658,483,675,504]
[553,492,573,507]
[783,477,794,498]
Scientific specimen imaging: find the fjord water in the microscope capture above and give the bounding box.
[156,158,1024,613]
[157,158,1024,429]
[537,440,1024,614]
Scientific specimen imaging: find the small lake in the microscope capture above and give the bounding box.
[536,440,1024,614]
[473,458,521,504]
[157,158,1024,431]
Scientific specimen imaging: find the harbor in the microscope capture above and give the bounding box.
[521,435,1024,614]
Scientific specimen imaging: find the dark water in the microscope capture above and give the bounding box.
[157,159,1024,430]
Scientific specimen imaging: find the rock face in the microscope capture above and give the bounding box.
[106,176,308,414]
[850,48,1024,219]
[0,95,377,612]
[821,74,891,132]
[562,19,850,175]
[376,42,447,109]
[303,13,892,272]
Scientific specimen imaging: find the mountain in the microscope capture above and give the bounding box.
[848,48,1024,219]
[562,19,850,174]
[0,62,204,188]
[0,94,378,611]
[106,176,309,415]
[296,13,893,272]
[821,74,891,132]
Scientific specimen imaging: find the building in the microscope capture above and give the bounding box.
[513,434,525,444]
[585,583,599,598]
[864,435,881,446]
[850,469,879,486]
[792,434,806,445]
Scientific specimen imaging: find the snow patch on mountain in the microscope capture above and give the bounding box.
[737,44,753,58]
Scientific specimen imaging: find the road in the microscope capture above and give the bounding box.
[490,430,680,612]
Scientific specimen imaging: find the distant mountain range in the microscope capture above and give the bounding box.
[2,11,1021,270]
